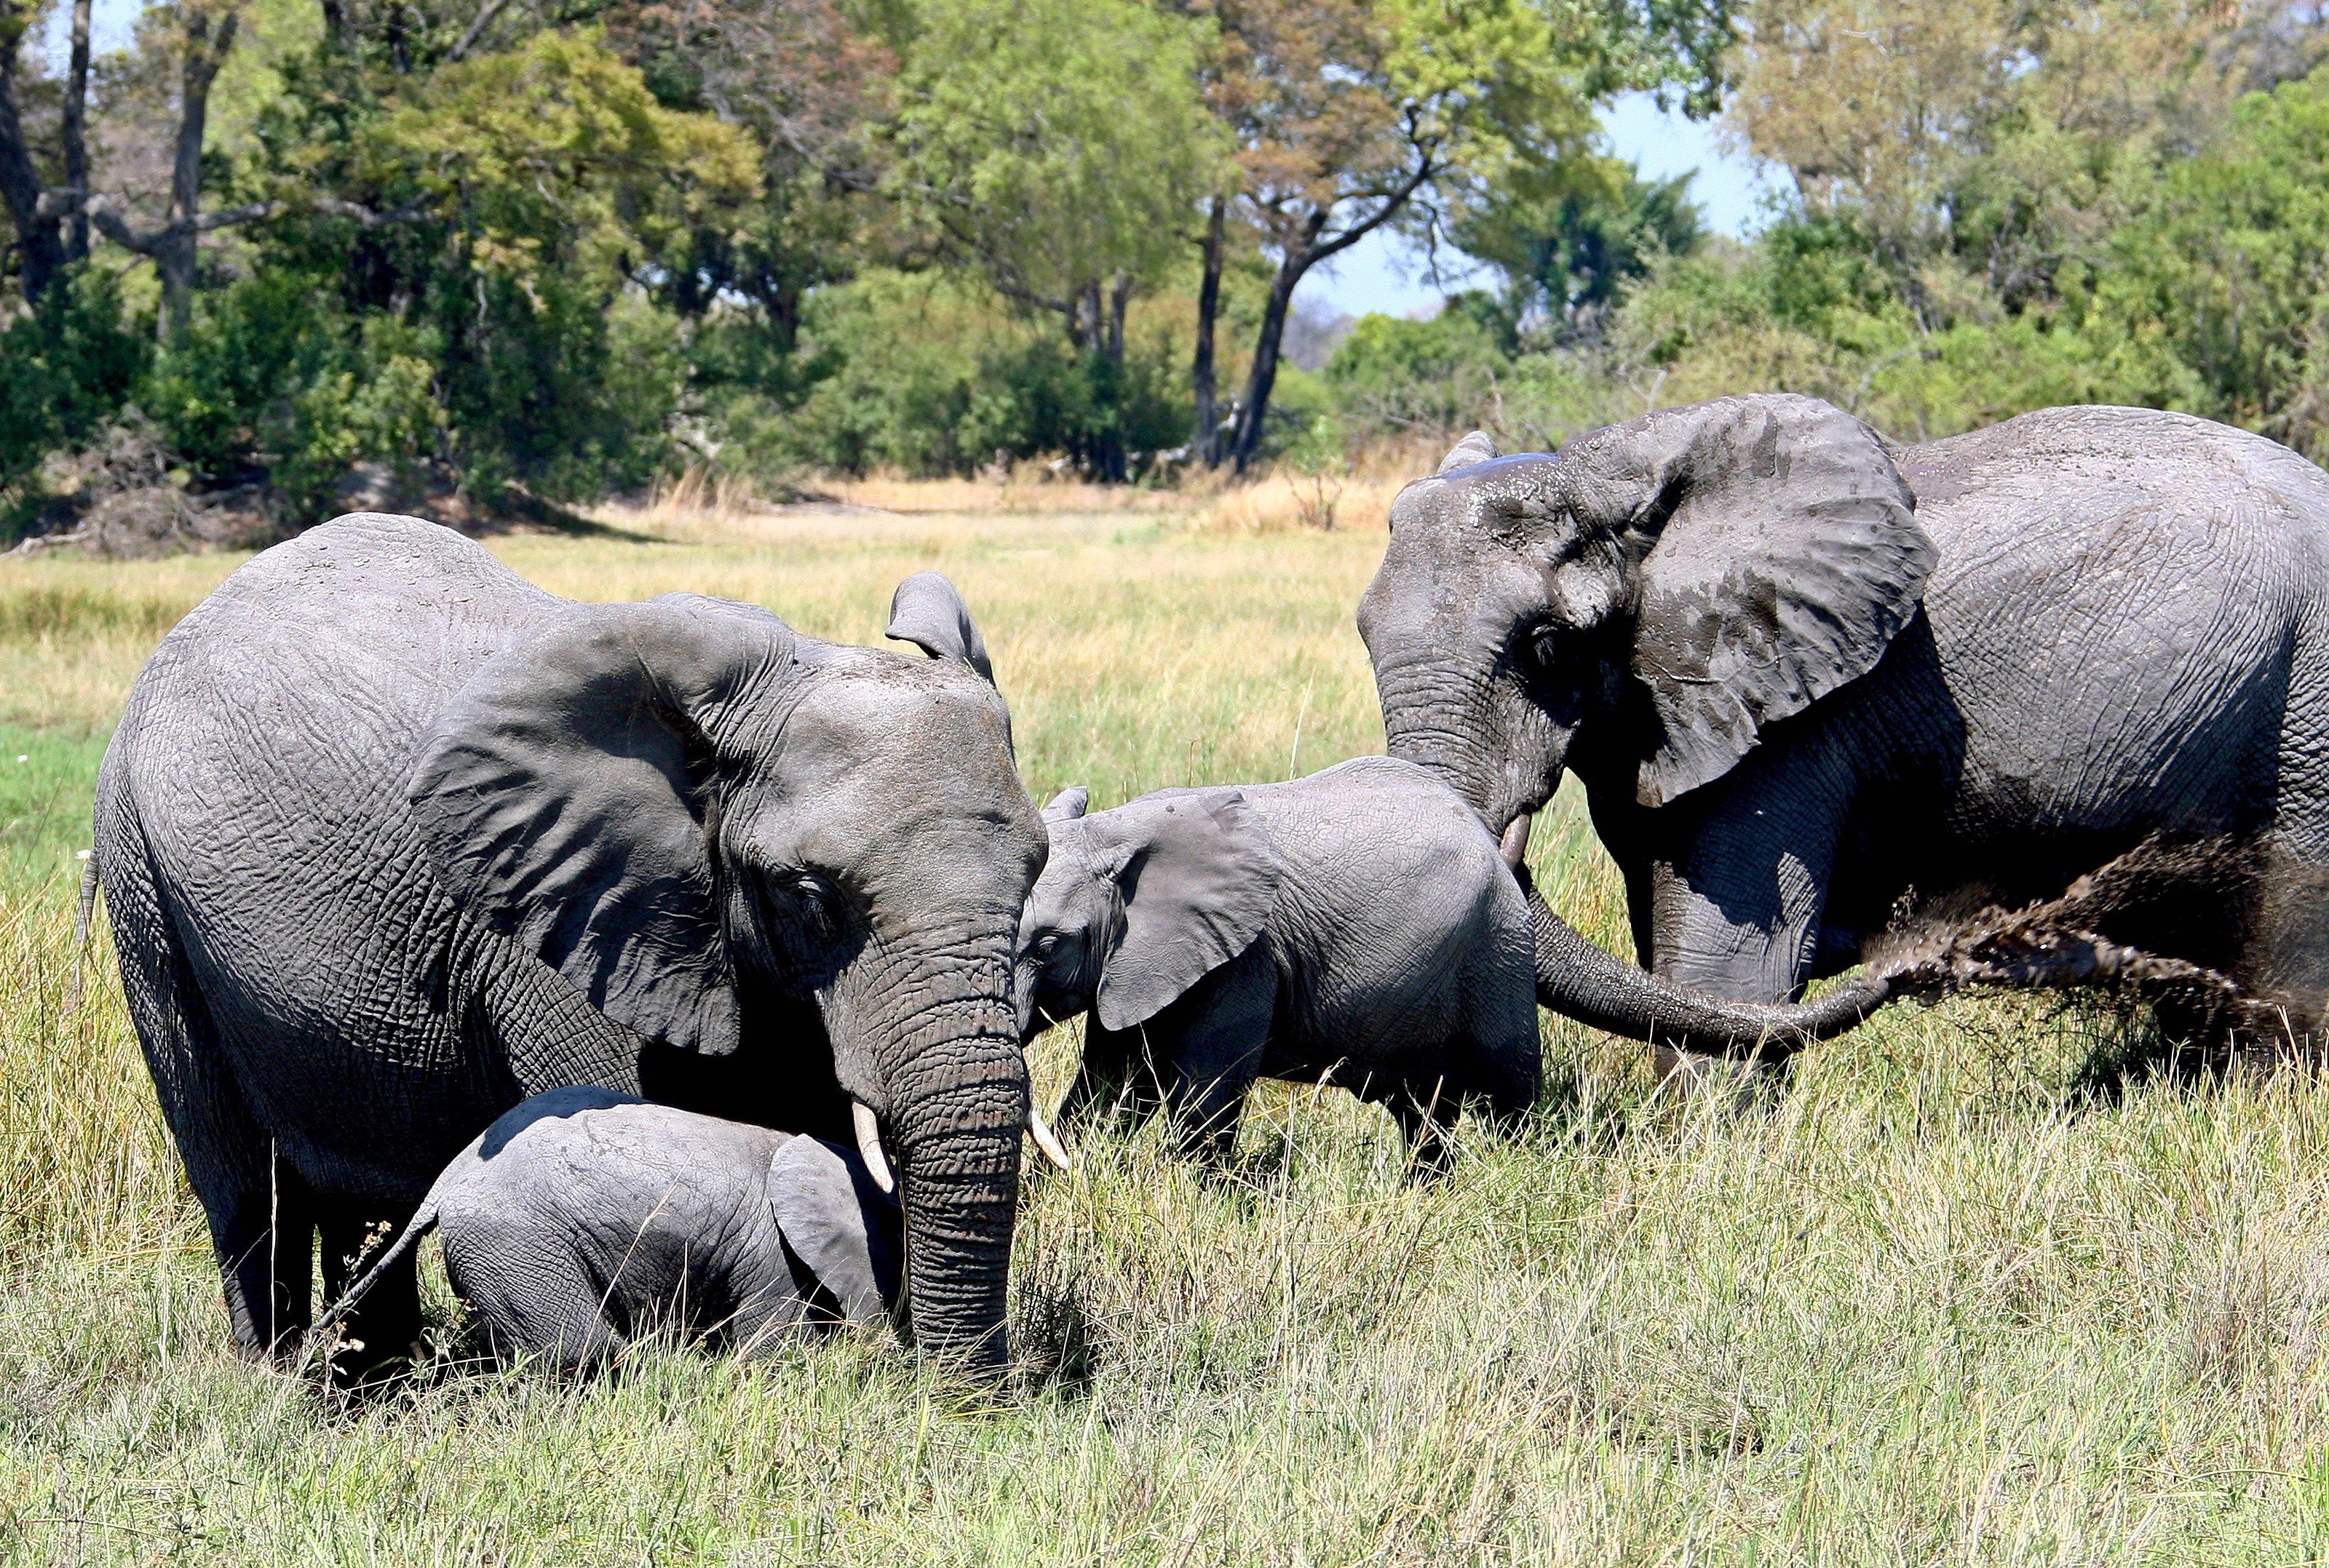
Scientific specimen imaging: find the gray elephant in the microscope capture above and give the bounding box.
[1359,397,2329,1067]
[95,513,1045,1377]
[315,1086,900,1375]
[1015,757,1539,1164]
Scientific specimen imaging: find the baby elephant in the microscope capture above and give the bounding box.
[319,1087,900,1375]
[1016,755,1540,1166]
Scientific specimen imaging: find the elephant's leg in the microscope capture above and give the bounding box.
[2253,663,2329,1050]
[1641,745,1853,1081]
[1158,950,1276,1165]
[442,1226,626,1378]
[1388,1081,1461,1178]
[106,845,317,1358]
[319,1210,424,1382]
[1055,1019,1164,1133]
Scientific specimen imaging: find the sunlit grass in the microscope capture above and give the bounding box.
[3,504,2327,1563]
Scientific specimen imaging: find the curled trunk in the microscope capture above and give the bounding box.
[1523,883,1891,1056]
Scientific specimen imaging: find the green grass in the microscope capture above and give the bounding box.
[4,506,2328,1564]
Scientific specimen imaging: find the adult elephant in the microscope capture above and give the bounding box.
[95,513,1047,1375]
[1359,396,2329,1063]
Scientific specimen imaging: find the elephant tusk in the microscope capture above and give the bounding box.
[852,1101,894,1195]
[1499,813,1533,870]
[1025,1098,1076,1174]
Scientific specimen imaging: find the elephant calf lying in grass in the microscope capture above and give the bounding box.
[1015,756,1541,1169]
[319,1087,900,1377]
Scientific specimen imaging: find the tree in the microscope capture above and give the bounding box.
[886,0,1228,476]
[2087,63,2329,460]
[599,0,892,351]
[1725,0,2324,330]
[1194,0,1729,471]
[1458,156,1703,346]
[0,0,69,299]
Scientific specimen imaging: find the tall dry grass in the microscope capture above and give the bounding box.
[3,502,2328,1563]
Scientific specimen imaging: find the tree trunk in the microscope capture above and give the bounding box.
[1191,196,1224,466]
[0,11,63,302]
[1091,271,1130,482]
[63,0,90,262]
[155,5,237,340]
[1227,249,1306,474]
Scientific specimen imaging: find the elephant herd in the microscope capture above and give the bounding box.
[86,392,2329,1381]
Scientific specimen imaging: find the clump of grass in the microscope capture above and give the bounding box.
[4,501,2329,1563]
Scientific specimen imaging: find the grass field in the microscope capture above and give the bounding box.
[5,500,2329,1564]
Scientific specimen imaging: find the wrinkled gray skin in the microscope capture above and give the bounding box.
[317,1087,901,1376]
[1015,757,1539,1164]
[95,514,1045,1377]
[1360,397,2329,1064]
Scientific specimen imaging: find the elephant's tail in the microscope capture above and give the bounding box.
[312,1180,452,1345]
[68,851,98,1011]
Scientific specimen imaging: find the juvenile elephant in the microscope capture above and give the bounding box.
[1015,757,1539,1164]
[1359,397,2329,1065]
[96,514,1045,1376]
[317,1086,900,1375]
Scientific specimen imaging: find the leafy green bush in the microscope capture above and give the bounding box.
[771,271,1187,476]
[0,268,150,498]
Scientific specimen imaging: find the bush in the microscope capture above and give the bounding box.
[773,271,1187,477]
[0,269,150,509]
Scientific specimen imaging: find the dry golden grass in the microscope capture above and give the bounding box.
[4,501,2329,1564]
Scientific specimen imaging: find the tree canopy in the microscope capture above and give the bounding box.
[8,0,2329,544]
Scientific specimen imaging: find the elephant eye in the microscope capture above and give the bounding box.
[775,869,845,926]
[1525,624,1563,672]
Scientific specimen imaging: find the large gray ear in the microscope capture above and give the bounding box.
[1438,430,1499,474]
[769,1135,900,1324]
[885,571,993,682]
[1563,395,1933,808]
[1087,791,1280,1032]
[1042,787,1089,823]
[406,595,792,1056]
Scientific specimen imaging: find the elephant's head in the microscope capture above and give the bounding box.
[1356,396,1934,1049]
[1012,786,1279,1039]
[406,573,1043,1372]
[1360,395,1933,824]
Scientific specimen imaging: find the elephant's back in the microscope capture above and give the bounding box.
[102,515,580,1203]
[1894,409,2329,845]
[1900,407,2329,578]
[1256,758,1530,1051]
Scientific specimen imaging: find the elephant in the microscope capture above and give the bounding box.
[1358,396,2329,1069]
[94,512,1047,1377]
[1015,757,1539,1166]
[315,1086,901,1376]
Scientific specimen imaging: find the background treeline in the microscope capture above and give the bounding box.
[1,0,2327,544]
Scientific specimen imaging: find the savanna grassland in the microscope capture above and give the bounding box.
[4,500,2329,1565]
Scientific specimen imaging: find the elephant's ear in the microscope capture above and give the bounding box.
[1438,430,1499,474]
[770,1135,900,1324]
[407,595,792,1056]
[1090,791,1279,1032]
[1595,396,1933,808]
[885,571,994,683]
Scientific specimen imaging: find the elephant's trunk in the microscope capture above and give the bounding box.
[878,998,1025,1376]
[1523,881,1892,1054]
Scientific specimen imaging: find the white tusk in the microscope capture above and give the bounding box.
[1025,1099,1076,1174]
[1499,812,1534,870]
[852,1101,894,1194]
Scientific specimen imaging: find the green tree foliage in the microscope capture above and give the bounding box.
[768,271,1184,474]
[885,0,1227,475]
[0,268,148,491]
[2087,68,2329,458]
